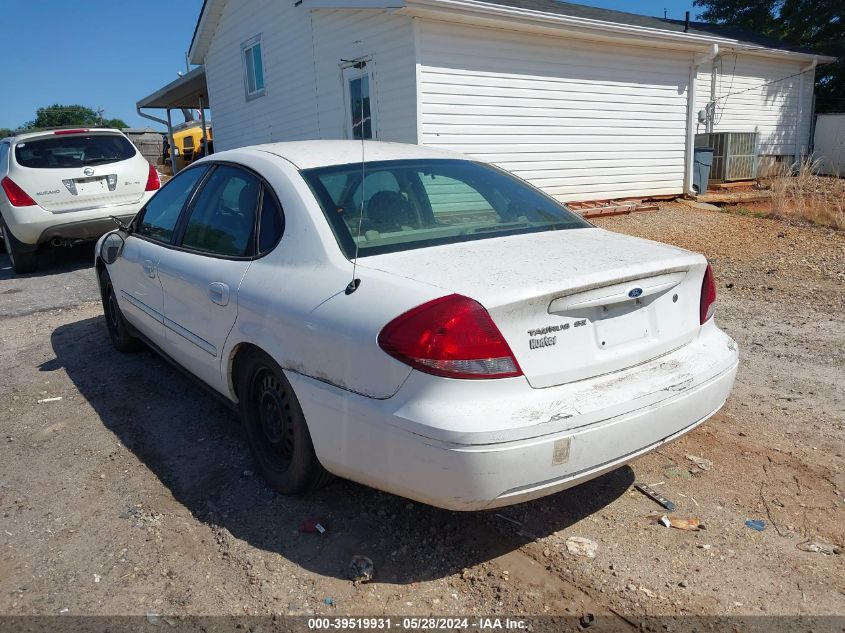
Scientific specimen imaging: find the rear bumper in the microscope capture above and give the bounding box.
[289,321,739,510]
[37,215,136,244]
[1,197,149,245]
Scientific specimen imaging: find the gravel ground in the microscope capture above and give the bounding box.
[0,244,99,317]
[0,205,843,625]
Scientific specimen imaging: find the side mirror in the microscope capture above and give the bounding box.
[101,233,125,265]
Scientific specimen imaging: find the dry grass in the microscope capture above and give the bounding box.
[765,158,845,230]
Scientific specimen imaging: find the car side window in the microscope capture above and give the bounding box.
[181,165,260,257]
[257,187,284,254]
[137,166,207,243]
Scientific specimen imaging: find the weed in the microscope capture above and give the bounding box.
[766,158,844,230]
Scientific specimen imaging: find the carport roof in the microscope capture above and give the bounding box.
[136,66,209,110]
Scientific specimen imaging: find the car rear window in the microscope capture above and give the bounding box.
[301,159,590,258]
[14,133,136,169]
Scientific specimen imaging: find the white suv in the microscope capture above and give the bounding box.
[0,127,160,273]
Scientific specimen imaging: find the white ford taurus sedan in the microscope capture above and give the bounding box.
[95,141,738,510]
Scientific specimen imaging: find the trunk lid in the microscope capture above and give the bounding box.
[11,131,148,213]
[361,228,707,388]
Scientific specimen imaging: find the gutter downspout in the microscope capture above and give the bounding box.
[137,105,177,175]
[685,44,718,196]
[794,56,818,166]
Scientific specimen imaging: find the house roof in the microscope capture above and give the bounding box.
[189,0,834,64]
[189,0,226,65]
[471,0,822,56]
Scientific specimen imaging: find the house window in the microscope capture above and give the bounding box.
[242,36,265,100]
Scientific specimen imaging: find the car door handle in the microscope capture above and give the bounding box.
[142,259,156,279]
[208,282,230,306]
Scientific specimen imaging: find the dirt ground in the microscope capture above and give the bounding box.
[0,205,843,626]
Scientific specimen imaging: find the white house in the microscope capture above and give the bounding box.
[180,0,834,202]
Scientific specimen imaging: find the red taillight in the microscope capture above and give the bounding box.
[145,164,161,191]
[1,177,36,207]
[700,262,717,324]
[53,128,89,135]
[378,294,522,379]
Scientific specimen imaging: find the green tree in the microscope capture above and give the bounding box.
[103,118,128,129]
[0,127,13,138]
[22,104,127,130]
[694,0,844,112]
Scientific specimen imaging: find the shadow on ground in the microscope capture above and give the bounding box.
[0,243,95,281]
[51,315,633,584]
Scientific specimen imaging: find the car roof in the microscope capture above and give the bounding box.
[242,140,474,170]
[8,128,125,143]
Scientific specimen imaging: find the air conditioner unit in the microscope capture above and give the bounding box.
[695,132,759,182]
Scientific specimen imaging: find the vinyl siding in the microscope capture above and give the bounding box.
[311,10,417,143]
[203,0,319,151]
[417,20,693,202]
[695,55,814,157]
[813,114,845,176]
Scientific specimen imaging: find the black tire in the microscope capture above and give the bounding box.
[99,268,144,353]
[1,216,37,274]
[237,350,332,494]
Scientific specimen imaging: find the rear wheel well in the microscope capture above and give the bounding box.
[229,343,265,403]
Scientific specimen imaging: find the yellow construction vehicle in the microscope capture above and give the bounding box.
[171,123,212,169]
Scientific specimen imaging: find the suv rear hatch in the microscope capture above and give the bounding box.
[363,228,708,388]
[11,130,148,213]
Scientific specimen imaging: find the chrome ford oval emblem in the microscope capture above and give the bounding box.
[83,167,94,176]
[628,287,643,298]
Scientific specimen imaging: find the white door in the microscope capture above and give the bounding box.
[342,62,377,140]
[156,164,265,392]
[109,165,210,347]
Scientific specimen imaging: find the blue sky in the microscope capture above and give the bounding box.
[0,0,700,131]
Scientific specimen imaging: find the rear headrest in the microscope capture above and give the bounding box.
[238,182,258,214]
[366,190,414,232]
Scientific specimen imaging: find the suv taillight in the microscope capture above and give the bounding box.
[378,294,522,379]
[145,164,161,191]
[1,177,36,207]
[700,262,717,324]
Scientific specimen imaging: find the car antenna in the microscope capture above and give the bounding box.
[345,49,366,295]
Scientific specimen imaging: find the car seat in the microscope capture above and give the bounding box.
[365,190,416,233]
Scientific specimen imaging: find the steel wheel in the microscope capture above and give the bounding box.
[238,351,331,494]
[252,369,296,466]
[104,281,121,338]
[98,268,143,353]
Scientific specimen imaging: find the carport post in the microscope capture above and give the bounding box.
[198,95,208,158]
[166,109,179,175]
